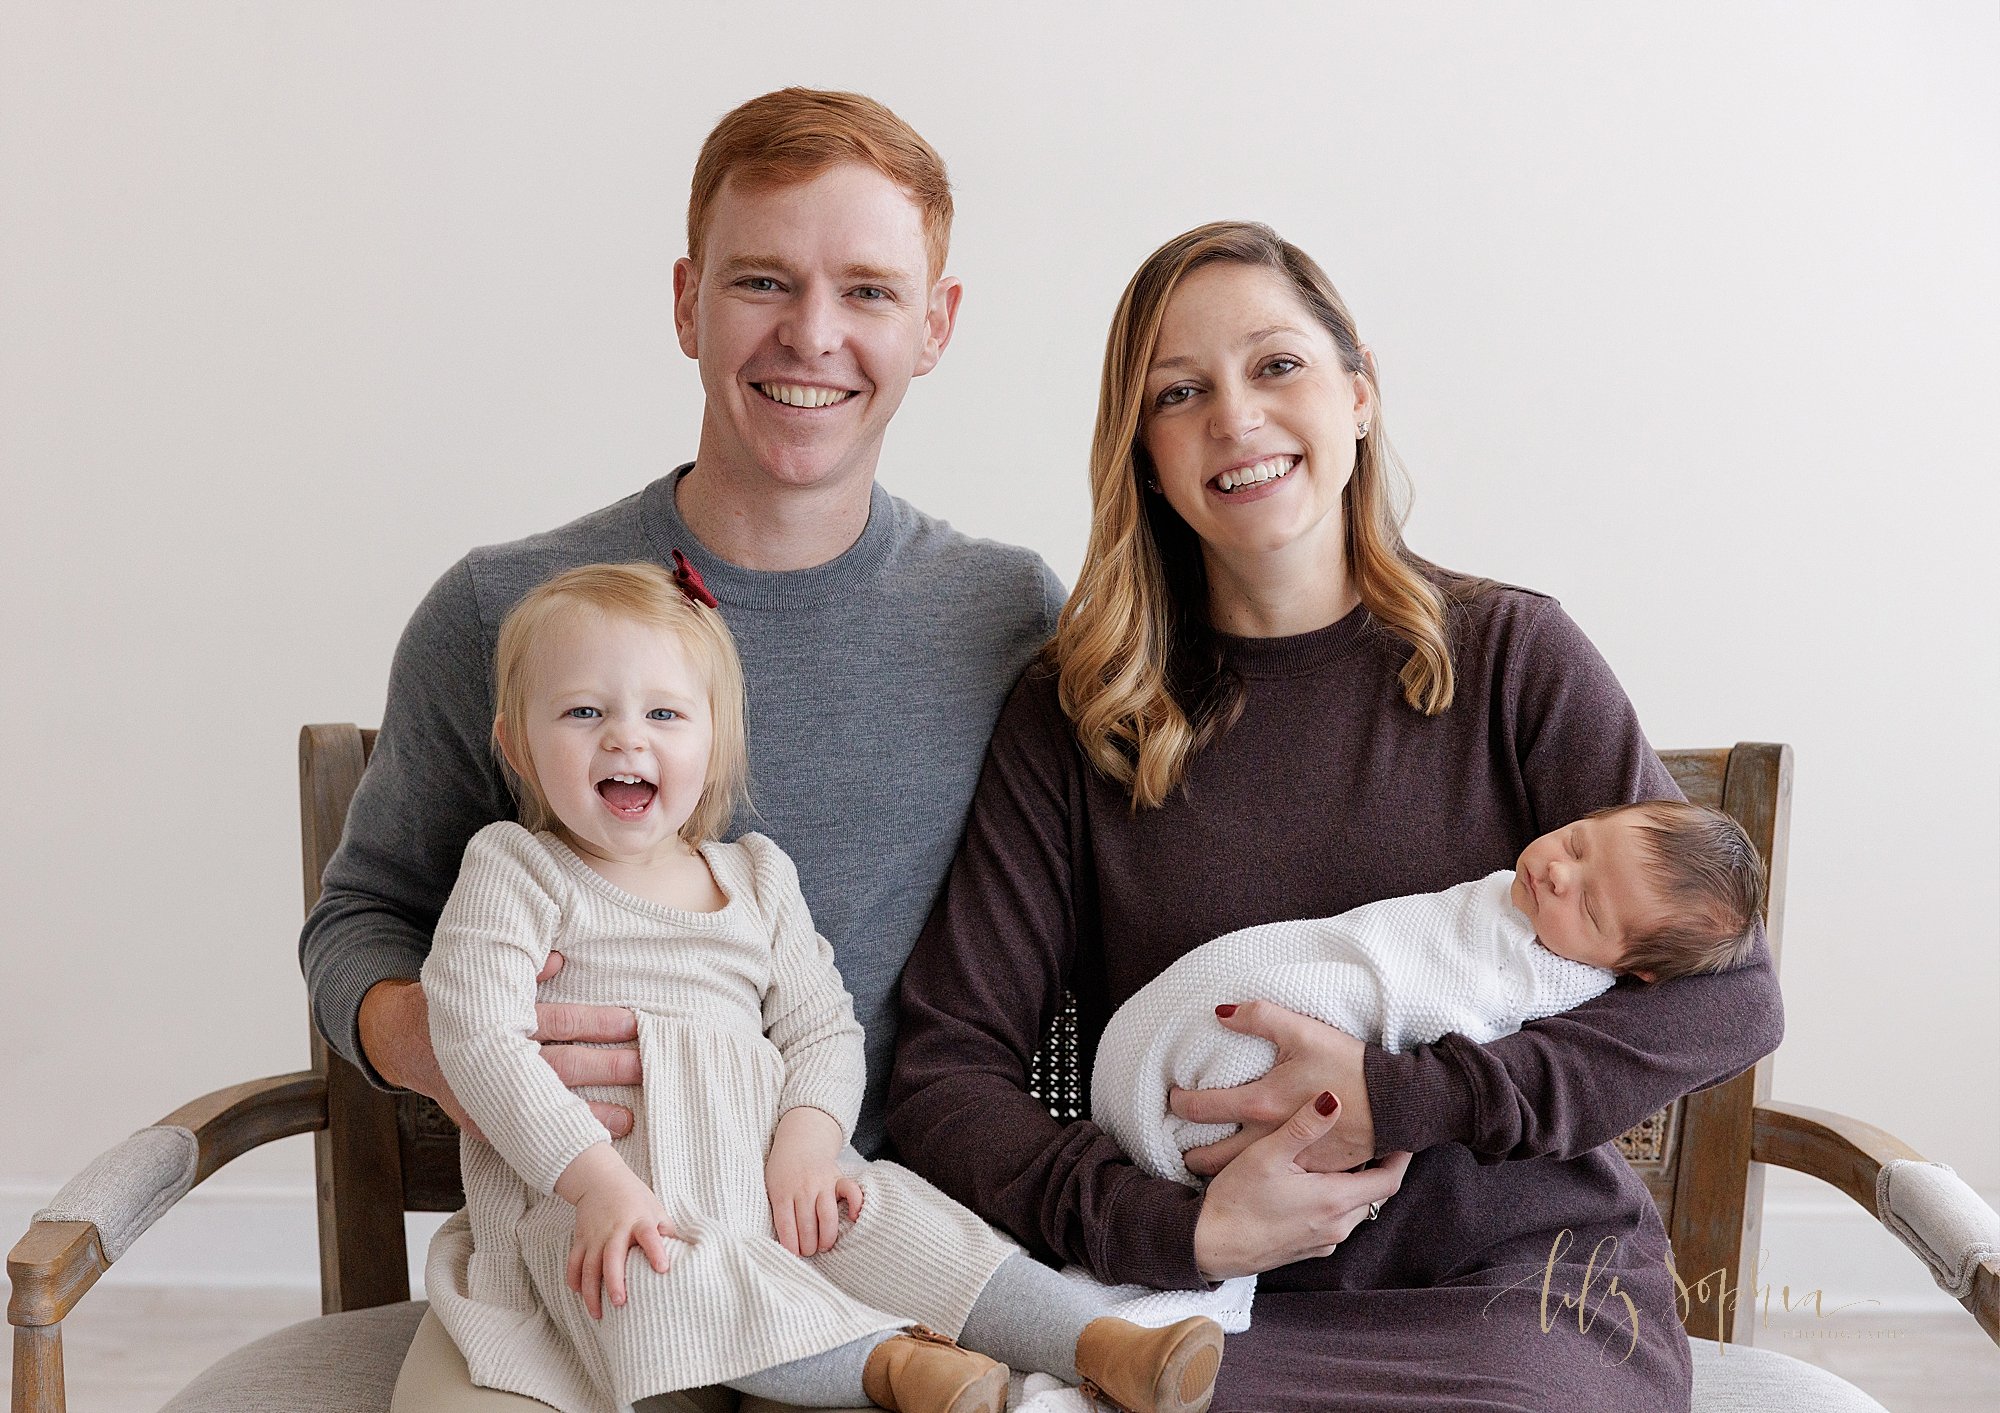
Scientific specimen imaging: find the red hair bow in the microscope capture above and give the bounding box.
[670,548,719,609]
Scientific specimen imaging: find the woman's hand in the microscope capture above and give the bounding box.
[764,1106,865,1258]
[1172,1000,1376,1176]
[554,1142,682,1319]
[1191,1091,1412,1280]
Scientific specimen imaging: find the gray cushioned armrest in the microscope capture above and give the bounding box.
[31,1124,198,1261]
[1877,1159,2000,1299]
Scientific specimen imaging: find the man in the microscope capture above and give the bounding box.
[301,88,1062,1410]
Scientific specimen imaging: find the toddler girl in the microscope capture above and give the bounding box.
[419,561,1222,1413]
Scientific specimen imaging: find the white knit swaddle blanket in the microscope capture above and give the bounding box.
[1053,872,1616,1342]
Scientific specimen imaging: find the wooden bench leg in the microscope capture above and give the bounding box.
[11,1322,66,1413]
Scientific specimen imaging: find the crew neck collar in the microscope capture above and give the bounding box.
[641,464,897,610]
[1217,599,1375,679]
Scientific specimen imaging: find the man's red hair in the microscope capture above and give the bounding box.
[687,88,952,277]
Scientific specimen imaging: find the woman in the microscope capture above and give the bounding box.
[886,222,1783,1410]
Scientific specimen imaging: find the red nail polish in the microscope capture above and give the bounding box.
[1215,1004,1237,1018]
[1315,1091,1338,1116]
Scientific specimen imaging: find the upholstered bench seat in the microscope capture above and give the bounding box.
[153,1298,1889,1413]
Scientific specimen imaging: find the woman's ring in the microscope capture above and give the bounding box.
[1366,1201,1382,1221]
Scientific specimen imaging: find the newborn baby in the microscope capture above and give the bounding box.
[1094,799,1768,1186]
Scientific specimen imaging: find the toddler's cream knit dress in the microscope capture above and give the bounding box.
[421,823,1015,1413]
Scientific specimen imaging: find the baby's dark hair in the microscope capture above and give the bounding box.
[1591,800,1767,981]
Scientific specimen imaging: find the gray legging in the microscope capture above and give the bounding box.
[642,1253,1109,1409]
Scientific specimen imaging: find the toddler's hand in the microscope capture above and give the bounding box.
[555,1143,683,1320]
[764,1106,864,1258]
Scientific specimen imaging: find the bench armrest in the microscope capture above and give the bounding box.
[1753,1099,2000,1344]
[7,1071,325,1329]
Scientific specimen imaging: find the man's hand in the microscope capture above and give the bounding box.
[1171,1001,1376,1176]
[554,1142,683,1319]
[763,1106,864,1258]
[1191,1091,1411,1280]
[356,951,641,1139]
[528,952,642,1133]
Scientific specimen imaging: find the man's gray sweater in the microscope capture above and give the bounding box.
[301,466,1064,1156]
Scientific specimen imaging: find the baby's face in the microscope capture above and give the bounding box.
[1510,811,1666,976]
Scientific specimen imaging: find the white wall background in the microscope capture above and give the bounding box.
[4,1,1995,1320]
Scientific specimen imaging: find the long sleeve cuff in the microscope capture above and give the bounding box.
[1365,1040,1479,1157]
[1095,1168,1211,1291]
[468,1088,611,1196]
[777,1049,865,1144]
[309,939,426,1090]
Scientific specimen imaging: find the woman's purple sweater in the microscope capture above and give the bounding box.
[888,583,1783,1411]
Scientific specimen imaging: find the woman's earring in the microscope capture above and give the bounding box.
[1355,422,1371,440]
[1145,476,1162,493]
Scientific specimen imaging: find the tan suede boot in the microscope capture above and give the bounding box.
[1073,1315,1224,1413]
[860,1326,1010,1413]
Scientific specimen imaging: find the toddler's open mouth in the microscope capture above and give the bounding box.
[596,774,657,817]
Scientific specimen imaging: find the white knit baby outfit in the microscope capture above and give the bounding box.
[1069,872,1616,1336]
[421,823,1017,1413]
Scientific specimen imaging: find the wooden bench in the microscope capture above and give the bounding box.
[10,731,1995,1412]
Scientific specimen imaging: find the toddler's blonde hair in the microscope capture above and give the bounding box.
[493,562,749,845]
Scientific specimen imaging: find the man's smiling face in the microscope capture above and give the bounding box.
[673,162,960,498]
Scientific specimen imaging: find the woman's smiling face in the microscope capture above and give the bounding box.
[1139,261,1374,574]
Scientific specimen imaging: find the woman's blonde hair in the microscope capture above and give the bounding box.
[1055,221,1469,810]
[493,563,750,845]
